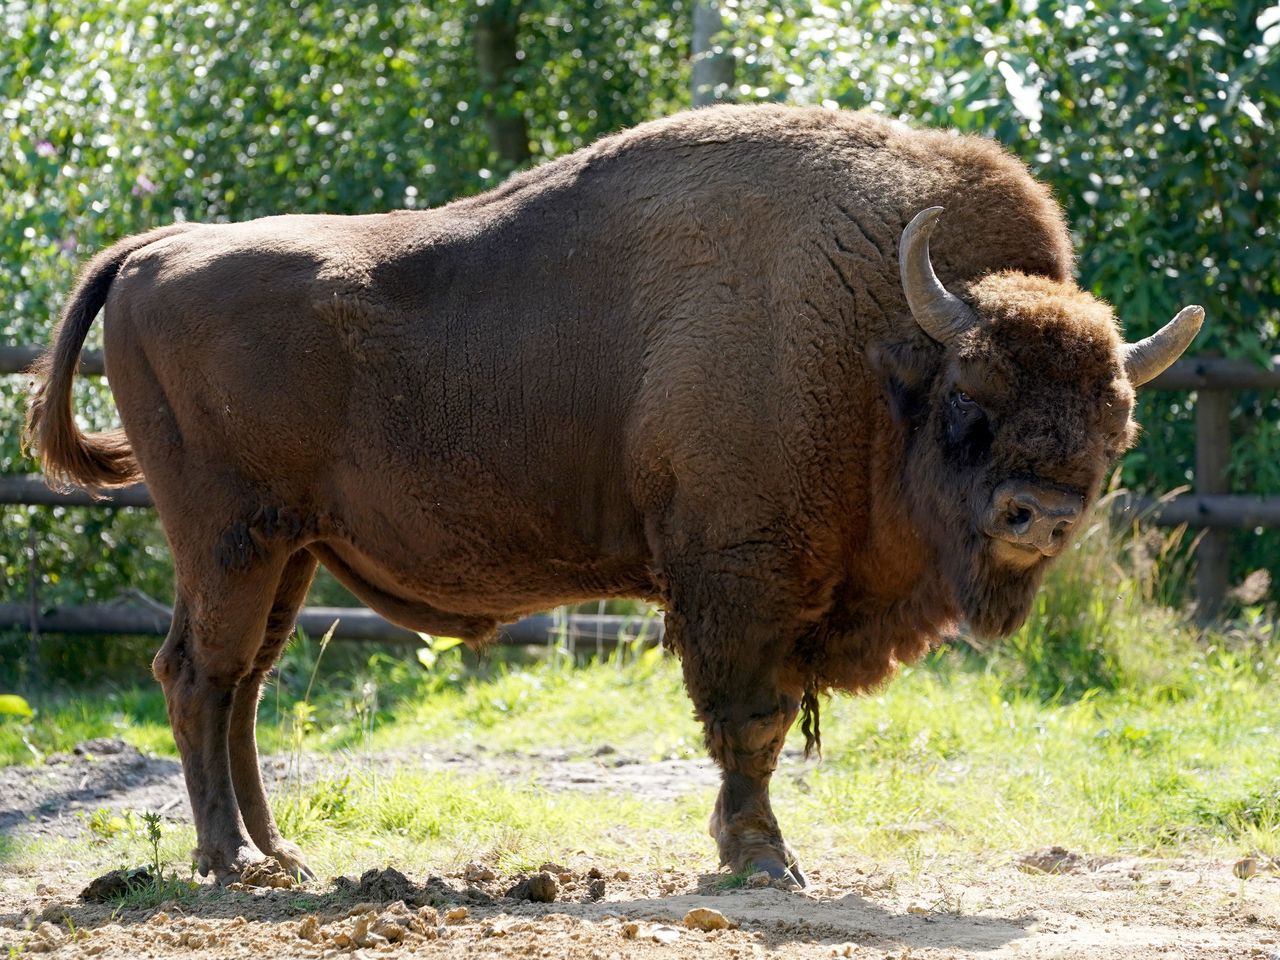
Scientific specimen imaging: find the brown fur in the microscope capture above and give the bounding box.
[25,105,1151,884]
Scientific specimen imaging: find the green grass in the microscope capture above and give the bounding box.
[2,643,1278,880]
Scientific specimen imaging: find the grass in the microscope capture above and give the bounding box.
[1,492,1277,881]
[2,643,1277,881]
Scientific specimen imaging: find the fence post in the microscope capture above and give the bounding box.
[26,518,41,693]
[1194,387,1231,621]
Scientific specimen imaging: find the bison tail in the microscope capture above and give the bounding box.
[22,223,194,489]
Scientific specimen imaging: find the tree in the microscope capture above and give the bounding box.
[691,0,734,106]
[474,0,533,168]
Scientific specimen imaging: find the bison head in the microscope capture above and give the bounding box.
[873,207,1203,638]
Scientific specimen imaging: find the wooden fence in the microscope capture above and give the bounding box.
[3,345,1278,633]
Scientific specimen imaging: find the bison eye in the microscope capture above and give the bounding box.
[952,390,979,413]
[944,389,991,462]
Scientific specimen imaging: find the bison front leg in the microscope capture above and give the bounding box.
[701,688,804,887]
[665,585,808,888]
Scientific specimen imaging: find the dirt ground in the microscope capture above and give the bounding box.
[2,740,1278,958]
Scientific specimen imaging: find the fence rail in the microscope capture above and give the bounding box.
[0,602,662,649]
[4,344,1278,625]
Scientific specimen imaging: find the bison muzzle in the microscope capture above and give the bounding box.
[24,105,1201,887]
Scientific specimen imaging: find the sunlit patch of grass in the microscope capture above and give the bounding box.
[772,646,1280,860]
[362,644,702,761]
[0,768,709,883]
[3,644,1279,882]
[0,686,174,765]
[272,766,710,875]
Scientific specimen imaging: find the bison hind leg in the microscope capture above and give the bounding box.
[227,549,319,881]
[153,572,283,882]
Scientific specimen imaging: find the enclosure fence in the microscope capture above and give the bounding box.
[3,344,1278,641]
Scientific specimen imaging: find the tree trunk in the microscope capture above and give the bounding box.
[475,0,531,167]
[692,0,734,106]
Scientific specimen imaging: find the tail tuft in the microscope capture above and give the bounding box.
[800,686,822,759]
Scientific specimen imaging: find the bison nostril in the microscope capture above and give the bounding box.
[1006,507,1033,530]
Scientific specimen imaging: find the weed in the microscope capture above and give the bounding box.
[714,870,755,890]
[83,808,132,844]
[141,811,163,884]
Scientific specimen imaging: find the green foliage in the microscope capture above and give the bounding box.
[1,0,1275,622]
[0,694,33,717]
[988,488,1202,699]
[84,807,132,843]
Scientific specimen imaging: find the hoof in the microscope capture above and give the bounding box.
[268,839,316,882]
[751,856,808,890]
[196,844,266,885]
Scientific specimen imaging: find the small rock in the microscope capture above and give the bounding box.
[621,921,640,939]
[613,869,631,882]
[538,861,569,874]
[370,916,408,942]
[587,866,604,880]
[410,906,440,939]
[1234,857,1260,880]
[651,924,682,944]
[747,871,771,888]
[349,912,387,948]
[586,878,606,901]
[558,871,574,885]
[444,906,469,923]
[462,861,496,883]
[297,915,323,943]
[505,871,558,903]
[684,907,732,931]
[74,738,128,756]
[29,922,64,951]
[1017,846,1082,875]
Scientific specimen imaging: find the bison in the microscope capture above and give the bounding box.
[25,105,1201,887]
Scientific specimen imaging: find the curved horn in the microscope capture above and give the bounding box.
[1122,305,1205,386]
[899,206,978,344]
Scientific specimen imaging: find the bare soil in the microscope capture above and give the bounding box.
[2,741,1278,958]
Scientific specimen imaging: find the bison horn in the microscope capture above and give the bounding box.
[1121,305,1205,386]
[899,206,978,344]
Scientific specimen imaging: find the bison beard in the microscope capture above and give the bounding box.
[23,105,1201,888]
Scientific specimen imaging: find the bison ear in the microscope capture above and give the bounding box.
[868,339,938,423]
